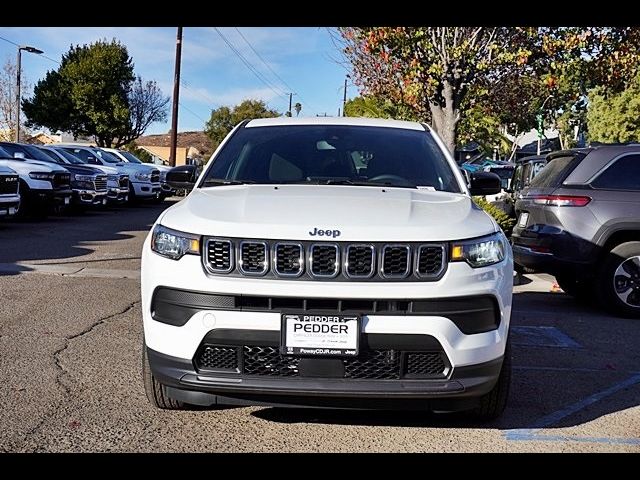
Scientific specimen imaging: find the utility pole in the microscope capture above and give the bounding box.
[287,93,296,117]
[342,75,349,117]
[15,45,43,142]
[169,27,183,167]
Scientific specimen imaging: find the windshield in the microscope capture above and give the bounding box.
[119,151,143,164]
[0,145,13,159]
[36,147,64,164]
[20,144,57,162]
[94,150,121,164]
[201,125,460,192]
[51,148,85,165]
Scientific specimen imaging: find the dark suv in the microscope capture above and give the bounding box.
[512,146,640,317]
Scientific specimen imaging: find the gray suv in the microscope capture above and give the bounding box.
[512,146,640,317]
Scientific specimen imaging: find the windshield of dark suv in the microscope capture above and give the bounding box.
[201,125,461,192]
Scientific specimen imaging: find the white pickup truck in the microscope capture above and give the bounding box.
[141,117,513,419]
[0,164,20,218]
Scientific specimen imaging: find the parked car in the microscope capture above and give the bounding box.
[43,146,129,206]
[512,146,640,317]
[0,143,72,217]
[0,164,20,218]
[141,117,512,419]
[57,145,161,204]
[102,148,174,199]
[504,155,548,220]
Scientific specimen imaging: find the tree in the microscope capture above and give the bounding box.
[205,99,279,149]
[587,74,640,143]
[0,58,30,141]
[340,27,537,153]
[294,102,302,116]
[22,39,168,147]
[344,95,418,120]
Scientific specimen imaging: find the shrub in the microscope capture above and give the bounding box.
[473,196,516,237]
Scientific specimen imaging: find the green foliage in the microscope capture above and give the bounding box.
[205,99,279,149]
[587,74,640,143]
[344,95,418,121]
[473,196,516,237]
[22,39,167,147]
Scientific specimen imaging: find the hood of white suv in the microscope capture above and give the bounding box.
[0,158,67,174]
[160,185,497,242]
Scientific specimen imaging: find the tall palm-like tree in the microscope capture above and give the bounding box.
[294,102,302,116]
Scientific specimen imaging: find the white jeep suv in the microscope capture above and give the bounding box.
[141,117,513,418]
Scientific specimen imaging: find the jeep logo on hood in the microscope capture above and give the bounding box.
[309,227,341,238]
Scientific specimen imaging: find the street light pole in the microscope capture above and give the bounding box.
[15,45,43,142]
[169,27,183,167]
[342,75,349,117]
[537,94,554,156]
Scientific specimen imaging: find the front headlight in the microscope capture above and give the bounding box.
[29,172,55,180]
[135,172,151,181]
[450,232,507,268]
[151,224,200,260]
[74,174,94,182]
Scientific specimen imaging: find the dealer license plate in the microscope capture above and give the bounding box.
[281,313,359,357]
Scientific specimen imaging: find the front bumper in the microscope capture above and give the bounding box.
[72,189,108,206]
[160,183,175,196]
[27,188,72,208]
[0,195,20,217]
[132,181,162,198]
[106,187,129,204]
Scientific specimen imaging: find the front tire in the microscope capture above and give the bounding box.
[598,241,640,318]
[142,344,185,410]
[555,273,594,302]
[472,342,511,421]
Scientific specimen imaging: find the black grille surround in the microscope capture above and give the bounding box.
[203,237,447,282]
[150,171,160,183]
[0,175,19,195]
[195,344,449,380]
[52,173,71,190]
[119,175,129,188]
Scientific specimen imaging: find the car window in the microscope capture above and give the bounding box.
[36,148,63,163]
[203,125,461,192]
[591,154,640,191]
[531,161,546,178]
[530,154,581,188]
[50,148,84,164]
[511,165,523,191]
[21,144,55,162]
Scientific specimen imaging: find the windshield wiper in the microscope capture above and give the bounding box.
[305,178,417,188]
[201,178,255,187]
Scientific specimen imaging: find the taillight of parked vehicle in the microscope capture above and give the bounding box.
[529,195,591,207]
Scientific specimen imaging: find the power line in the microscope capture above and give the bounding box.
[212,27,288,102]
[178,101,208,124]
[0,35,60,65]
[233,28,320,115]
[180,80,220,110]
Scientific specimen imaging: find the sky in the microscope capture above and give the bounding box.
[0,27,353,135]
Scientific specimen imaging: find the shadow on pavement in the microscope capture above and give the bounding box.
[251,290,640,431]
[0,201,176,265]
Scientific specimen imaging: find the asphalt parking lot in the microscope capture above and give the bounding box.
[0,201,639,452]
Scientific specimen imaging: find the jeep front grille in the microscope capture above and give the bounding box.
[274,243,304,276]
[203,237,447,282]
[205,239,233,273]
[381,245,410,278]
[310,244,339,278]
[346,245,375,278]
[239,241,268,275]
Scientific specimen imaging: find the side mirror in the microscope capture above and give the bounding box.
[13,152,25,159]
[166,165,197,190]
[469,171,502,196]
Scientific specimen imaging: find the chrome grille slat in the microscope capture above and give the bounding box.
[381,245,411,278]
[93,175,108,192]
[309,244,339,278]
[205,239,234,273]
[239,241,268,275]
[201,237,446,281]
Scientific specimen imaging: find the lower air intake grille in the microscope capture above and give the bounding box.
[198,346,238,371]
[405,352,447,377]
[243,346,299,376]
[344,350,400,379]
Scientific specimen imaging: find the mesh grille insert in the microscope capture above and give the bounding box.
[344,350,401,379]
[417,246,444,276]
[382,246,410,277]
[310,244,339,277]
[207,240,233,272]
[275,243,303,276]
[347,245,375,277]
[243,346,300,376]
[197,346,239,371]
[240,242,268,274]
[405,352,447,377]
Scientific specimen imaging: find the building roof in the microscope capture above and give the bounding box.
[246,117,426,130]
[136,131,211,157]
